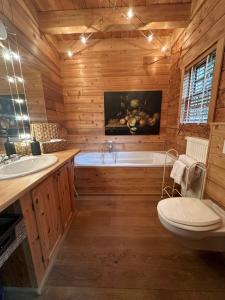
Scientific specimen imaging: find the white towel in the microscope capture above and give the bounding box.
[179,154,200,188]
[170,159,186,185]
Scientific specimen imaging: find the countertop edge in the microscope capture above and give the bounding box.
[0,149,80,213]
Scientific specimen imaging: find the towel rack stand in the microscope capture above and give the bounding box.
[161,149,207,200]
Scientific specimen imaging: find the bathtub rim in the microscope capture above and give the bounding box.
[74,150,173,168]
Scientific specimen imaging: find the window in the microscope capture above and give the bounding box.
[180,51,216,124]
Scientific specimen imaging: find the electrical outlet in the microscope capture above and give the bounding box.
[223,140,225,154]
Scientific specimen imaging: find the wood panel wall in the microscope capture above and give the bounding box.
[167,0,225,153]
[0,0,64,125]
[205,123,225,209]
[61,40,170,151]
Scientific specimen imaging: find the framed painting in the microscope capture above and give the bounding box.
[104,91,162,135]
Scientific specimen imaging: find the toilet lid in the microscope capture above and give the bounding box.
[157,197,221,227]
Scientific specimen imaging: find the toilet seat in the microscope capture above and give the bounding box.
[157,197,222,232]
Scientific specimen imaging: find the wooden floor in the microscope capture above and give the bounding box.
[6,195,225,300]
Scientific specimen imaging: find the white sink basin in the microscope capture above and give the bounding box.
[0,155,58,180]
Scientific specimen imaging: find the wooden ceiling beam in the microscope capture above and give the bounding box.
[38,3,191,34]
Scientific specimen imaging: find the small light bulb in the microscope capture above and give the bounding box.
[161,46,167,52]
[147,34,153,43]
[19,133,31,139]
[80,35,87,44]
[67,50,73,58]
[12,52,20,60]
[15,98,24,104]
[16,76,24,83]
[7,76,15,83]
[22,115,29,121]
[127,8,134,19]
[3,50,11,61]
[16,115,22,120]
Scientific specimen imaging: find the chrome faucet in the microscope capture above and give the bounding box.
[100,141,117,164]
[106,141,114,153]
[0,154,24,165]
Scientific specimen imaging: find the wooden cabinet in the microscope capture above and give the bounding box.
[19,160,75,286]
[31,175,62,267]
[56,163,73,229]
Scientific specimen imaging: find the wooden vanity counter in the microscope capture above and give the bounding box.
[0,149,79,213]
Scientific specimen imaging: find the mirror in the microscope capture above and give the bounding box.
[0,26,30,143]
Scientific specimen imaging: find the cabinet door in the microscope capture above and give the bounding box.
[57,164,73,229]
[32,176,62,267]
[67,160,76,211]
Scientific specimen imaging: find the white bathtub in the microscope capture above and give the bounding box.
[75,151,173,167]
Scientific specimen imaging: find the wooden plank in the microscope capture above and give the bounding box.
[38,4,191,34]
[20,193,46,285]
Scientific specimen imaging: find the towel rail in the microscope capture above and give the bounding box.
[161,149,206,200]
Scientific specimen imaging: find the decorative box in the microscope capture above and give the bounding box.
[40,139,68,154]
[30,123,68,153]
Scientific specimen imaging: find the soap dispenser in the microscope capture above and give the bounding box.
[4,137,16,157]
[31,137,41,155]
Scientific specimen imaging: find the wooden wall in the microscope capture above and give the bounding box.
[167,0,225,153]
[205,123,225,208]
[0,0,64,125]
[60,38,170,151]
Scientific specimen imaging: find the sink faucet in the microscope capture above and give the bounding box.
[0,154,24,165]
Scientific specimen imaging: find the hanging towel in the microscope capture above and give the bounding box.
[179,154,200,188]
[170,159,186,185]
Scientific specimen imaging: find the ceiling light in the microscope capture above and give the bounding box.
[80,35,87,44]
[147,33,153,43]
[161,46,167,52]
[67,50,73,58]
[127,8,134,19]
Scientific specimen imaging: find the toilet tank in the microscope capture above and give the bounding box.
[185,137,209,164]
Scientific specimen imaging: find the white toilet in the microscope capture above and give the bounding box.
[157,197,225,252]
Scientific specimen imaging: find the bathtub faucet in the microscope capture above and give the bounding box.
[100,141,117,164]
[106,140,114,153]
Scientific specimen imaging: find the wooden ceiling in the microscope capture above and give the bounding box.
[32,0,191,11]
[30,0,192,51]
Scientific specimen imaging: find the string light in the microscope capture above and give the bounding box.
[12,52,20,60]
[2,49,20,61]
[7,76,15,83]
[67,1,169,58]
[147,33,153,43]
[127,8,134,19]
[16,114,29,121]
[16,76,24,83]
[2,50,11,61]
[19,133,31,139]
[161,46,167,52]
[80,35,87,44]
[14,98,24,104]
[67,50,73,58]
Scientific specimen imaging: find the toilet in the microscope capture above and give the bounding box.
[157,197,225,252]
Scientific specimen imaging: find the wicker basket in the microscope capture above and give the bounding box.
[40,140,68,154]
[30,123,67,142]
[30,123,68,153]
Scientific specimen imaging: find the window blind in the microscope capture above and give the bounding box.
[180,51,216,124]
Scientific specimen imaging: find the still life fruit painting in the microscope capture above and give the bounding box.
[104,91,162,135]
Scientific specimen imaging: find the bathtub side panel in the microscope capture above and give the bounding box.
[75,167,172,195]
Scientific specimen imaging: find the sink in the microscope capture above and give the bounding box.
[0,155,58,180]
